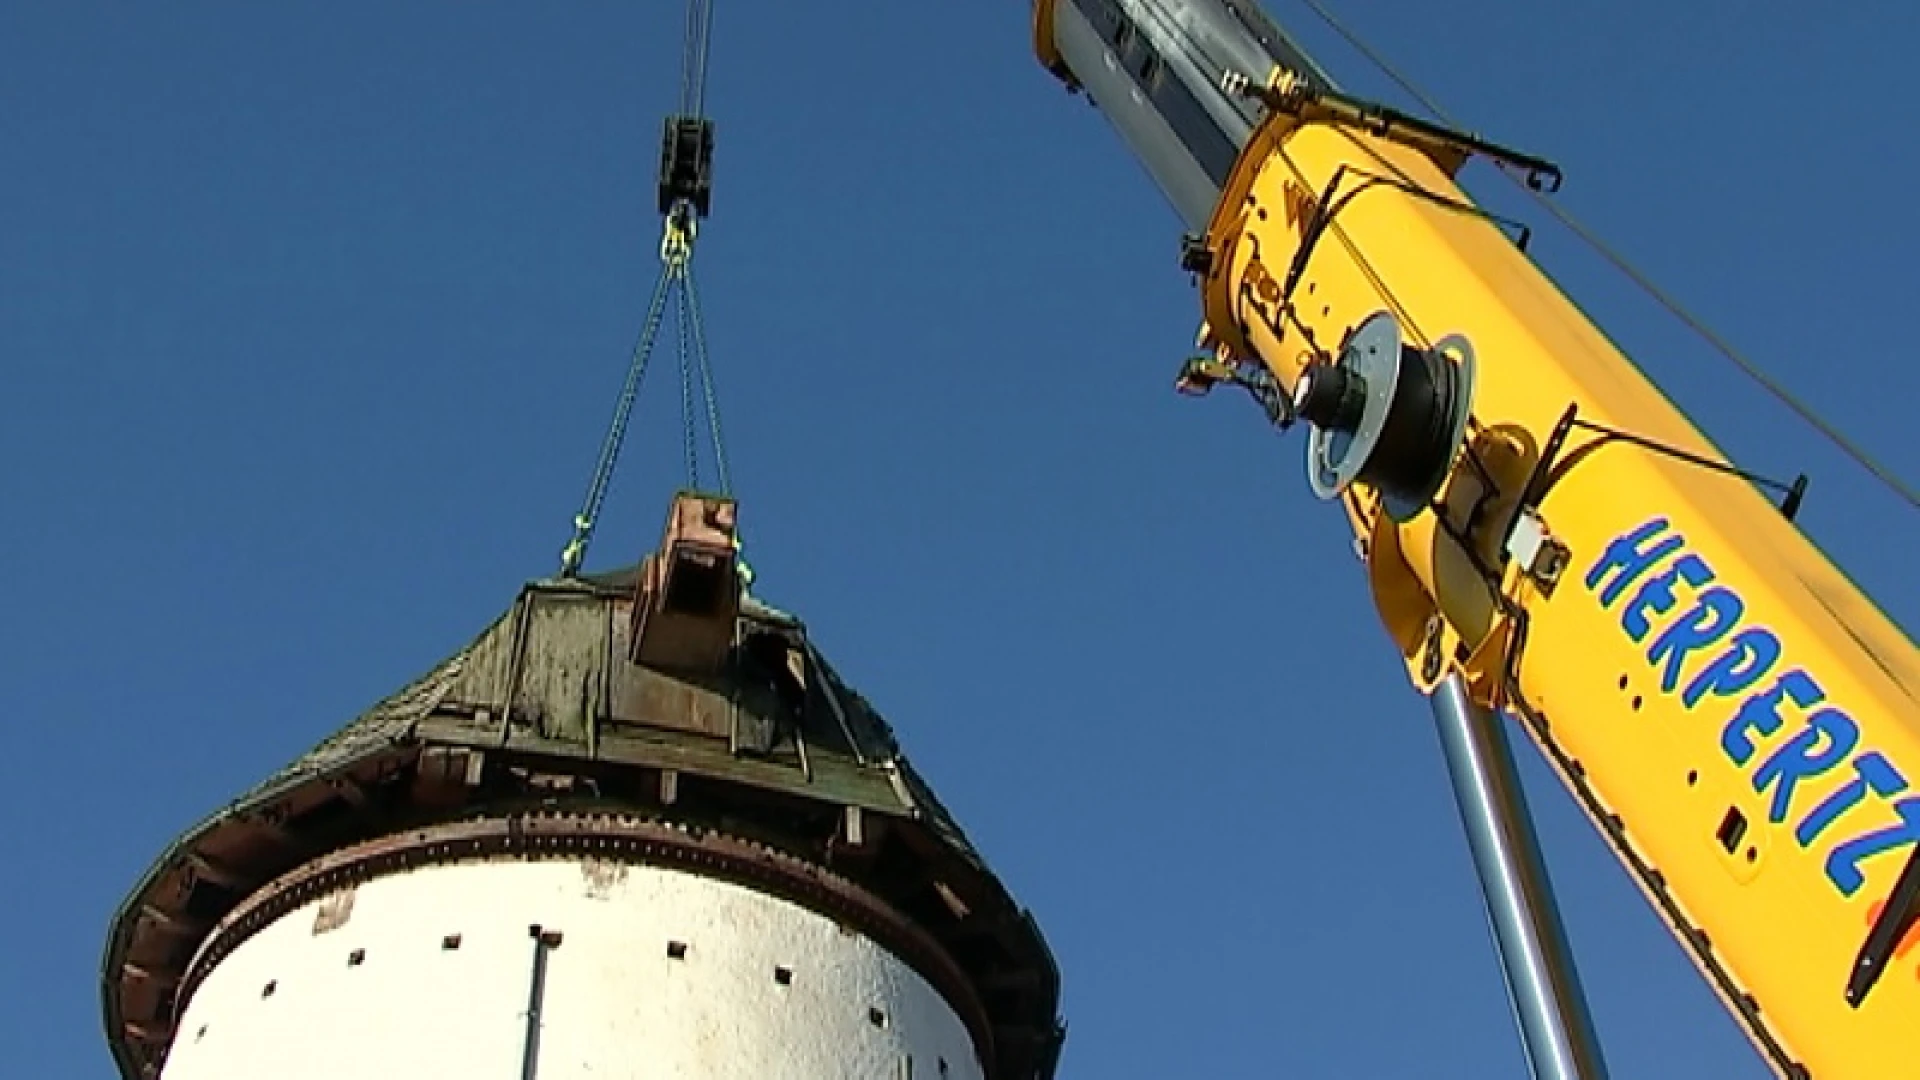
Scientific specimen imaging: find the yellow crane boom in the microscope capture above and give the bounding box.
[1030,2,1920,1076]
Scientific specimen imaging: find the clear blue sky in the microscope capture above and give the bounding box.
[4,2,1918,1077]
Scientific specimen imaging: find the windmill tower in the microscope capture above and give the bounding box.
[100,495,1066,1079]
[99,6,1063,1078]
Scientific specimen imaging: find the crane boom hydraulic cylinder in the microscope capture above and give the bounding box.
[1432,673,1608,1080]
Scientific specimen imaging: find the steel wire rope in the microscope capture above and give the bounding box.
[561,270,677,575]
[558,0,738,575]
[684,267,733,495]
[674,270,701,489]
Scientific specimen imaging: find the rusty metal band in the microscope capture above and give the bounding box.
[172,811,996,1067]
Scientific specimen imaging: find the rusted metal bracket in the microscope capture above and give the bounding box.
[630,491,741,674]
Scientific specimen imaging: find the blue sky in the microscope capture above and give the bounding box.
[5,2,1918,1077]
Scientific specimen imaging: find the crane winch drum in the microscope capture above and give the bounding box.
[1294,311,1477,522]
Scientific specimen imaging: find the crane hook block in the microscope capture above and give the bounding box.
[630,491,740,674]
[658,115,715,219]
[1296,312,1476,522]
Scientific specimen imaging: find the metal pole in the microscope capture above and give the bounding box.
[1429,673,1609,1080]
[521,924,562,1080]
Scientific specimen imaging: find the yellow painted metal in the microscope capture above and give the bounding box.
[1031,0,1071,86]
[1191,104,1920,1077]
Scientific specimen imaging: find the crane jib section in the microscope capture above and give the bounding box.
[1190,118,1920,1080]
[1585,516,1920,903]
[1031,1,1920,1075]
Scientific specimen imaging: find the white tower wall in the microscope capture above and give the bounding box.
[159,859,984,1080]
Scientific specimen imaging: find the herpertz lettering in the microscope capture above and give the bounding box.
[1583,516,1920,898]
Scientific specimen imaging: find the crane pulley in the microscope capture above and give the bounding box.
[559,0,733,580]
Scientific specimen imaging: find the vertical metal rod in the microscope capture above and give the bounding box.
[1429,674,1609,1080]
[521,924,562,1080]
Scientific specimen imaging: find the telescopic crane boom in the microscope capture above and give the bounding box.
[1028,2,1920,1076]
